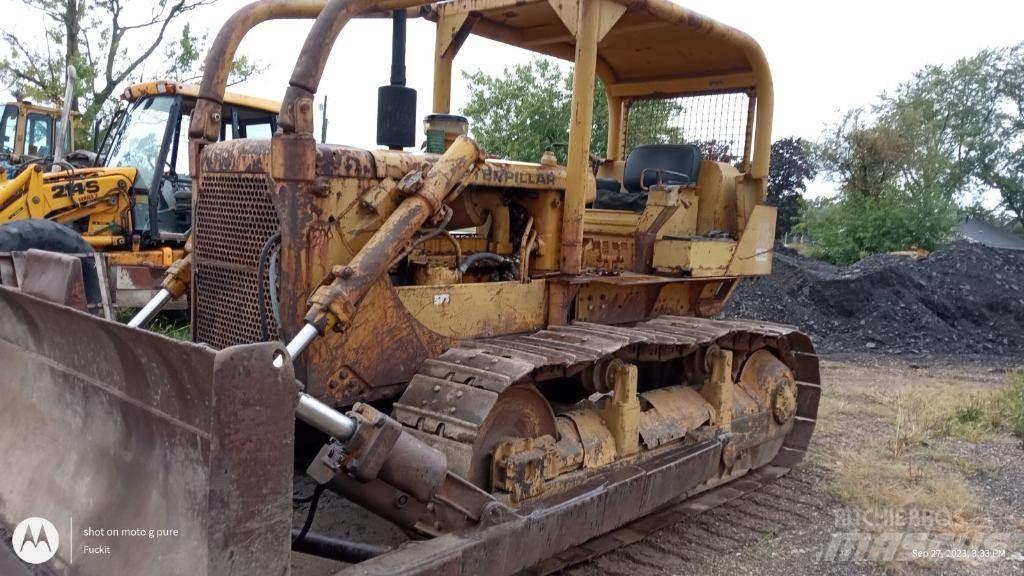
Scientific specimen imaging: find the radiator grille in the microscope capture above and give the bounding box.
[193,173,279,349]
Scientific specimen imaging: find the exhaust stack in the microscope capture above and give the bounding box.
[376,10,417,149]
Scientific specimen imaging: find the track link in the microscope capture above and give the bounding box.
[391,316,821,571]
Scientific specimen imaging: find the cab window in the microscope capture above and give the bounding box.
[240,120,273,139]
[0,105,17,153]
[25,113,54,157]
[228,104,276,139]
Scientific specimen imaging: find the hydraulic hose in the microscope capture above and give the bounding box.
[458,251,508,274]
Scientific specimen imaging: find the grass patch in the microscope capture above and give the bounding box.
[149,316,190,340]
[991,370,1024,445]
[932,372,1024,444]
[832,441,979,515]
[923,445,994,475]
[877,373,1024,450]
[825,370,1024,536]
[115,307,190,341]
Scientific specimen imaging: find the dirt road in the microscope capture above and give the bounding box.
[292,357,1024,576]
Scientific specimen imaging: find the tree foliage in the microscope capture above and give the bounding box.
[462,59,574,163]
[461,58,682,164]
[767,137,816,238]
[800,189,959,265]
[0,1,258,148]
[806,42,1024,261]
[978,43,1024,228]
[816,43,1024,226]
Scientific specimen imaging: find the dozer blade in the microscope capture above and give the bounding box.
[0,286,297,576]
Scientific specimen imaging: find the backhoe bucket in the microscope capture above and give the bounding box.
[0,286,297,576]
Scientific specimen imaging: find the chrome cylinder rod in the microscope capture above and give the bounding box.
[296,392,357,441]
[286,323,320,359]
[127,288,172,329]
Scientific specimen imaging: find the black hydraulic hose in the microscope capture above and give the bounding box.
[390,205,454,267]
[458,251,508,274]
[292,483,325,545]
[269,242,282,329]
[290,529,390,563]
[257,231,282,341]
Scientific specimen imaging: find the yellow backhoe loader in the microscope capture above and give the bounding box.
[0,99,73,176]
[0,80,279,312]
[0,1,819,575]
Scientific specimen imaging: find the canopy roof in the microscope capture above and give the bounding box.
[434,0,768,98]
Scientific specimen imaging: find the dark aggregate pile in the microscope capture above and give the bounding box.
[722,241,1024,357]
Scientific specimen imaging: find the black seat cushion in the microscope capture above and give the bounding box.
[593,188,647,211]
[623,144,702,193]
[596,177,621,193]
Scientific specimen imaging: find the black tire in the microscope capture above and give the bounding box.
[0,219,102,305]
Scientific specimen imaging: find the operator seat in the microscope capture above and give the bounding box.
[623,144,702,193]
[593,144,703,211]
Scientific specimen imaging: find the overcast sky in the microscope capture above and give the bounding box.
[4,0,1023,200]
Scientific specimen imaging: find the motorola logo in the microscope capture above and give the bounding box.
[11,517,59,564]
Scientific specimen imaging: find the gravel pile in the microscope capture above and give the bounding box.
[722,241,1024,357]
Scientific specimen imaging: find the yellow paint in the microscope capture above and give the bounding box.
[653,238,736,277]
[124,81,280,113]
[726,204,776,276]
[105,248,185,267]
[691,161,738,236]
[395,280,548,339]
[0,166,137,247]
[600,361,640,456]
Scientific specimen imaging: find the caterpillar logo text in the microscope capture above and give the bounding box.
[11,517,59,564]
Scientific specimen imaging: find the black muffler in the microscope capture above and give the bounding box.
[376,10,417,149]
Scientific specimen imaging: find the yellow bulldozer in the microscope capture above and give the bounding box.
[0,0,819,575]
[0,80,279,312]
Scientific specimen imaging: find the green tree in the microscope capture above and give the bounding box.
[462,59,574,163]
[461,58,682,163]
[809,103,961,261]
[767,137,816,238]
[0,1,257,148]
[163,25,258,86]
[799,188,959,265]
[816,43,1024,225]
[978,43,1024,227]
[622,97,683,152]
[807,42,1024,259]
[817,108,912,198]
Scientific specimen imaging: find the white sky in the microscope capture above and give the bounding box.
[4,0,1023,202]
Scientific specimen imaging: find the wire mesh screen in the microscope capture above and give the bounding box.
[624,91,752,166]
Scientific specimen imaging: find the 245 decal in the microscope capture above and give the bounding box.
[51,180,101,198]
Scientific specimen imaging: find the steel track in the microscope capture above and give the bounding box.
[391,315,821,573]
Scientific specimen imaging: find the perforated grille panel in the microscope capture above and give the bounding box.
[625,91,753,165]
[193,172,279,349]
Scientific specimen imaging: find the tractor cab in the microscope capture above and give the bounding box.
[98,81,279,243]
[0,99,73,176]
